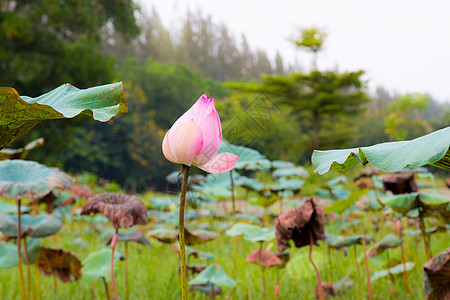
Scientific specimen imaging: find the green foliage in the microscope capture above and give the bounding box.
[0,214,62,238]
[294,28,327,53]
[324,189,369,215]
[82,248,123,281]
[225,223,275,242]
[312,126,450,174]
[370,262,415,282]
[189,264,236,288]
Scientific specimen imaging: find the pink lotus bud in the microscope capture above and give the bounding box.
[396,220,402,233]
[275,284,279,297]
[162,94,238,173]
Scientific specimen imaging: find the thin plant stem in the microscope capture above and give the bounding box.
[179,165,191,300]
[353,245,362,300]
[91,276,111,300]
[362,225,372,300]
[110,228,119,300]
[386,250,395,293]
[259,242,266,300]
[125,242,129,300]
[230,170,237,300]
[327,246,333,282]
[397,220,410,295]
[309,230,324,300]
[35,263,41,300]
[22,238,34,300]
[17,198,27,300]
[418,209,432,260]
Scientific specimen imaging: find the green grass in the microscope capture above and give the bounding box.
[0,206,447,300]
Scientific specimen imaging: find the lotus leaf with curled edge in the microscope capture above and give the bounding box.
[275,198,325,251]
[80,193,147,229]
[423,247,450,300]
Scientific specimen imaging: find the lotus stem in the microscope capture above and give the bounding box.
[17,198,27,300]
[418,209,432,260]
[353,245,362,300]
[327,246,334,282]
[309,230,324,300]
[386,250,395,293]
[125,242,129,300]
[397,220,410,295]
[210,283,215,299]
[22,238,34,300]
[35,262,41,300]
[259,242,266,300]
[230,170,236,224]
[229,170,238,300]
[179,165,191,300]
[362,224,372,300]
[110,228,119,300]
[92,276,111,300]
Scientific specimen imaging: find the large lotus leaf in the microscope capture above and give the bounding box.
[370,262,415,282]
[0,137,44,160]
[326,234,372,250]
[0,213,62,238]
[0,160,72,199]
[172,245,215,261]
[204,172,239,187]
[312,127,450,174]
[188,264,236,288]
[37,247,82,282]
[324,189,369,215]
[272,167,309,179]
[379,192,449,214]
[149,197,179,211]
[0,82,127,150]
[0,238,41,268]
[185,229,217,245]
[248,192,279,208]
[271,160,295,169]
[0,198,28,214]
[225,223,275,243]
[327,176,348,187]
[148,228,179,244]
[106,230,150,246]
[218,140,271,171]
[234,176,264,191]
[368,233,403,257]
[271,178,305,192]
[82,248,123,281]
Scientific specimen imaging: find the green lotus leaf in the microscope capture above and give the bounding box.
[327,176,348,187]
[271,160,295,169]
[370,262,415,282]
[234,176,264,192]
[324,189,369,215]
[172,245,215,261]
[82,248,123,281]
[0,137,45,160]
[218,140,271,171]
[333,275,355,294]
[326,233,372,250]
[197,186,231,199]
[148,228,179,244]
[235,214,259,224]
[149,197,179,211]
[0,82,127,150]
[379,192,449,214]
[106,230,150,246]
[272,167,309,179]
[248,192,279,208]
[189,264,236,288]
[0,213,62,238]
[0,160,72,200]
[312,127,450,174]
[0,198,28,214]
[271,178,305,192]
[225,223,275,243]
[0,238,41,268]
[368,233,403,257]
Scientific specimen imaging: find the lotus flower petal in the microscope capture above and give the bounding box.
[169,121,204,166]
[162,130,176,163]
[197,152,239,174]
[195,109,222,165]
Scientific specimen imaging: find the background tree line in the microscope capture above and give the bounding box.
[1,1,448,191]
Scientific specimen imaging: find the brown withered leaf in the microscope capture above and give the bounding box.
[37,247,82,282]
[80,193,148,229]
[179,264,206,277]
[423,247,450,300]
[382,172,418,195]
[274,250,290,265]
[275,198,325,251]
[315,282,337,299]
[185,229,217,246]
[71,184,94,199]
[245,249,283,268]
